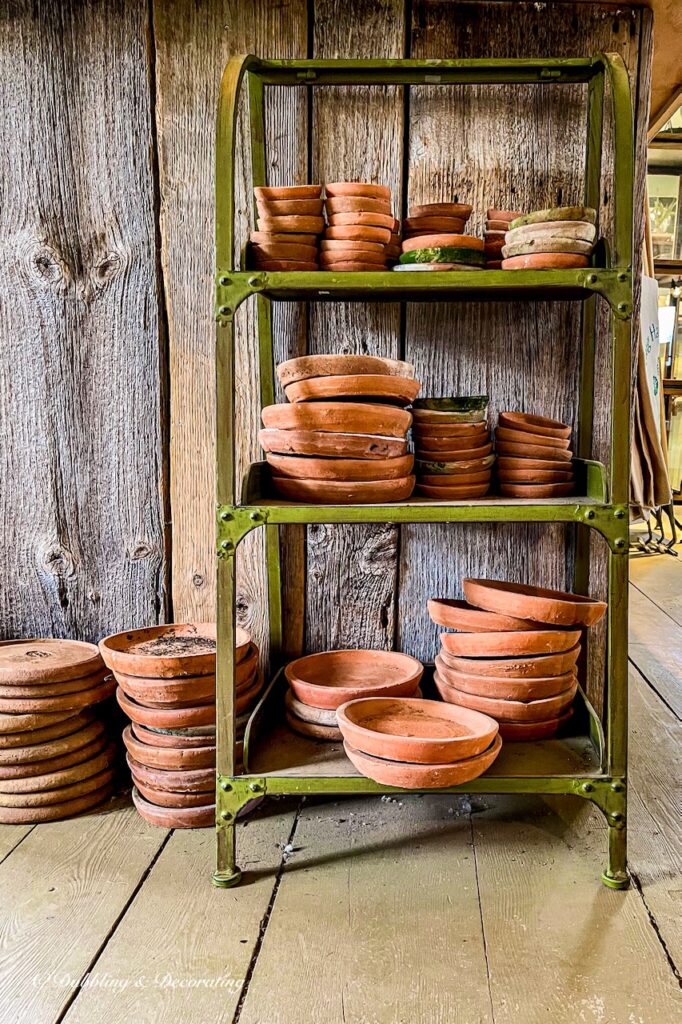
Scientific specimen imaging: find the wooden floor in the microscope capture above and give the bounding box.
[1,556,681,1024]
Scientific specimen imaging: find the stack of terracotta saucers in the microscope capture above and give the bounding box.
[260,354,419,504]
[284,649,424,743]
[101,624,261,828]
[0,639,116,823]
[495,411,574,497]
[413,397,494,499]
[337,695,501,787]
[249,185,324,271]
[321,182,396,271]
[430,577,607,740]
[484,208,521,269]
[395,202,484,271]
[501,206,597,270]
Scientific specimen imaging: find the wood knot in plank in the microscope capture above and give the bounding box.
[21,237,71,294]
[37,540,76,580]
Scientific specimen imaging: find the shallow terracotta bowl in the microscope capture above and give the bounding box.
[285,650,423,710]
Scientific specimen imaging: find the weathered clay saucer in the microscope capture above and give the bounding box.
[502,239,593,259]
[498,469,574,483]
[320,249,387,265]
[262,402,411,438]
[0,708,80,735]
[285,710,342,742]
[259,428,408,460]
[255,185,322,201]
[505,220,596,244]
[440,642,581,679]
[403,216,467,233]
[0,668,108,699]
[498,710,573,741]
[0,639,103,686]
[113,672,215,707]
[0,769,114,809]
[509,206,597,229]
[495,441,572,461]
[484,239,505,256]
[412,421,488,438]
[463,579,607,627]
[496,426,569,450]
[434,656,576,701]
[0,784,113,824]
[327,212,395,230]
[336,697,498,764]
[250,231,317,246]
[434,672,577,721]
[325,182,390,200]
[252,242,319,262]
[419,471,492,487]
[427,598,534,632]
[415,455,495,475]
[126,754,213,793]
[440,628,581,658]
[122,725,214,771]
[134,778,215,809]
[321,262,386,272]
[415,482,491,499]
[131,721,215,749]
[487,219,513,231]
[0,677,114,714]
[256,215,325,234]
[0,711,93,750]
[499,482,575,498]
[285,649,423,710]
[501,253,589,270]
[284,374,420,406]
[272,475,415,504]
[0,732,108,781]
[415,442,492,461]
[344,733,502,789]
[412,405,487,425]
[267,453,413,481]
[0,718,105,767]
[402,234,484,253]
[251,258,321,272]
[497,456,575,472]
[99,623,220,679]
[285,689,338,727]
[0,742,116,793]
[409,203,473,219]
[320,239,386,253]
[256,198,323,216]
[132,788,213,828]
[497,411,571,439]
[233,675,263,715]
[116,688,215,728]
[487,208,522,221]
[325,226,391,244]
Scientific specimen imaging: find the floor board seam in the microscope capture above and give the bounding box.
[232,798,304,1024]
[52,826,173,1024]
[0,824,36,867]
[629,868,682,985]
[627,654,681,722]
[469,813,496,1024]
[629,580,682,632]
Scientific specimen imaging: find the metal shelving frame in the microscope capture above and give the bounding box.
[213,54,633,889]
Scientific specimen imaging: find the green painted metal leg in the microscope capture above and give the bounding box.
[601,821,629,890]
[213,818,242,888]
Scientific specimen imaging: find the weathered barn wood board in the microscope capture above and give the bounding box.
[154,0,308,655]
[0,825,32,865]
[237,795,493,1024]
[305,0,405,653]
[0,804,167,1024]
[629,582,682,718]
[0,0,167,641]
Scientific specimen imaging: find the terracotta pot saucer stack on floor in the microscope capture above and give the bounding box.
[495,411,575,497]
[431,578,607,740]
[321,182,397,271]
[249,185,324,271]
[101,624,262,828]
[260,353,419,504]
[501,206,597,270]
[0,639,116,823]
[484,208,522,268]
[395,202,484,271]
[413,397,494,499]
[284,649,424,743]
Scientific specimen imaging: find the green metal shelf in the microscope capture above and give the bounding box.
[213,51,634,891]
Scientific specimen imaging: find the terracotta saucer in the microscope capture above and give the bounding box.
[284,374,420,406]
[509,206,597,230]
[134,779,215,809]
[285,689,338,727]
[434,656,576,701]
[0,711,93,750]
[336,696,498,764]
[495,441,572,462]
[434,672,577,721]
[320,239,386,253]
[486,261,503,270]
[0,677,114,714]
[320,249,387,265]
[402,234,484,253]
[498,710,573,741]
[496,426,569,450]
[122,725,214,771]
[497,411,571,439]
[503,239,593,259]
[115,672,215,707]
[412,421,488,439]
[116,688,215,728]
[99,623,220,679]
[0,768,114,809]
[285,710,342,741]
[285,649,423,710]
[272,475,415,504]
[325,182,390,201]
[255,185,322,201]
[0,708,80,736]
[251,260,319,271]
[499,482,575,498]
[251,242,319,263]
[498,469,574,484]
[327,212,394,229]
[506,220,596,244]
[484,240,505,256]
[277,354,414,386]
[131,721,216,750]
[412,408,486,425]
[415,455,495,475]
[262,402,411,438]
[415,482,491,499]
[501,253,589,270]
[497,456,575,472]
[259,428,408,460]
[126,754,213,793]
[0,783,113,824]
[344,733,502,789]
[250,232,317,246]
[440,628,581,658]
[440,643,581,679]
[0,732,109,781]
[487,209,522,221]
[0,718,105,767]
[256,215,325,234]
[0,667,108,699]
[427,598,534,632]
[325,226,391,244]
[403,216,467,233]
[132,787,214,828]
[409,203,473,219]
[484,230,506,240]
[0,639,103,686]
[256,198,323,216]
[0,742,116,793]
[267,453,414,481]
[419,471,491,487]
[415,442,492,461]
[463,579,607,627]
[487,219,513,231]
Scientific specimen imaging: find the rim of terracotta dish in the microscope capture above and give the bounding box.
[0,638,104,686]
[427,598,535,632]
[462,579,607,627]
[285,650,423,710]
[440,628,582,657]
[99,623,227,680]
[343,732,502,788]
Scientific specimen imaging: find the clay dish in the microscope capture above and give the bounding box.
[325,226,391,244]
[484,240,505,256]
[0,708,80,736]
[116,687,215,729]
[256,215,325,234]
[272,475,415,504]
[285,711,342,742]
[501,253,589,270]
[497,456,575,472]
[496,427,569,450]
[285,649,423,711]
[412,406,487,425]
[463,579,607,627]
[250,231,317,246]
[0,784,113,824]
[434,656,576,701]
[126,753,213,793]
[495,441,572,462]
[327,211,394,229]
[255,185,322,201]
[0,740,114,791]
[498,710,573,742]
[256,198,323,216]
[259,428,408,460]
[262,402,412,438]
[503,239,593,259]
[99,623,220,679]
[419,471,491,488]
[415,455,495,475]
[414,442,492,461]
[283,374,420,406]
[415,482,491,499]
[251,242,319,263]
[487,219,513,231]
[402,234,484,254]
[337,696,498,764]
[325,182,390,201]
[412,421,488,438]
[0,639,103,686]
[134,779,215,809]
[509,206,597,229]
[440,628,581,658]
[497,411,571,439]
[0,768,114,809]
[0,718,104,767]
[498,469,574,484]
[131,722,216,750]
[320,239,386,253]
[320,249,387,265]
[427,598,534,632]
[484,230,506,240]
[0,667,107,699]
[506,220,596,245]
[0,677,114,714]
[267,453,413,481]
[441,643,580,679]
[486,261,503,270]
[499,482,575,498]
[251,259,319,271]
[321,262,387,272]
[409,203,473,219]
[122,725,214,771]
[487,208,522,221]
[343,733,502,789]
[403,216,467,233]
[132,788,213,828]
[285,689,338,728]
[0,711,93,751]
[434,672,577,721]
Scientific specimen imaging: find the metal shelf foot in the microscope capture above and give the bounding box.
[212,868,243,889]
[602,821,629,890]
